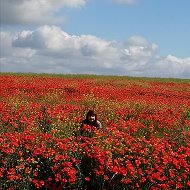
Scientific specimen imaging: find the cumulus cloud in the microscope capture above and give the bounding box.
[12,25,119,61]
[0,0,86,25]
[1,25,190,78]
[123,36,158,60]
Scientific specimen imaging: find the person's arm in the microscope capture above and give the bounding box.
[97,120,102,129]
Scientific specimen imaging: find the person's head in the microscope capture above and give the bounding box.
[86,110,97,123]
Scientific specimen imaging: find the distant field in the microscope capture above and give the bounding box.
[0,73,190,190]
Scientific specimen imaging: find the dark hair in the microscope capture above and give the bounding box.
[80,110,101,135]
[86,110,97,119]
[84,110,100,127]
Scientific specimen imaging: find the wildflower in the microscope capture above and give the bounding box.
[85,177,90,181]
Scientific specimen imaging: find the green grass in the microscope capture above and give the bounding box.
[1,72,190,83]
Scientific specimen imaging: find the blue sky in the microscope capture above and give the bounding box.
[62,0,190,57]
[0,0,190,78]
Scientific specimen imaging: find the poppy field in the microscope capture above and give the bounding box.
[0,73,190,190]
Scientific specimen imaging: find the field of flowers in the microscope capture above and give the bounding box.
[0,73,190,190]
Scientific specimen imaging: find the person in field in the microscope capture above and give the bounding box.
[80,110,102,133]
[80,110,102,189]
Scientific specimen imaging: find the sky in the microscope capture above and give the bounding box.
[0,0,190,79]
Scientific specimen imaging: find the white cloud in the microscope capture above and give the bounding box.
[1,25,190,78]
[123,36,158,59]
[127,36,149,46]
[12,25,118,60]
[139,55,190,79]
[0,0,86,25]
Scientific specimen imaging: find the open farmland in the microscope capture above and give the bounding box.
[0,73,190,190]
